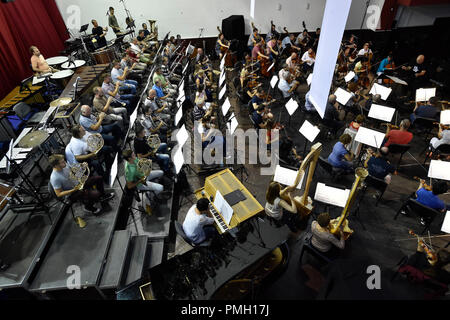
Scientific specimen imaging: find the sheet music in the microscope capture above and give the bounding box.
[368,104,396,122]
[428,160,450,181]
[270,75,278,88]
[354,126,385,148]
[13,127,32,148]
[175,106,183,126]
[220,54,226,70]
[109,153,118,188]
[221,97,231,116]
[227,114,239,134]
[415,88,436,102]
[344,71,355,82]
[267,62,275,72]
[273,165,304,189]
[0,157,23,169]
[176,124,189,147]
[219,84,226,100]
[441,211,450,234]
[334,87,352,105]
[219,72,226,87]
[39,106,57,125]
[173,146,184,174]
[307,73,313,85]
[386,75,408,85]
[285,98,299,116]
[369,83,392,100]
[299,120,321,143]
[130,107,138,127]
[440,110,450,125]
[214,190,233,225]
[314,182,350,208]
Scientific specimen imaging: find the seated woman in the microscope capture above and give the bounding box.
[429,123,450,159]
[327,134,354,173]
[265,119,283,150]
[311,212,345,259]
[265,181,305,237]
[348,114,365,132]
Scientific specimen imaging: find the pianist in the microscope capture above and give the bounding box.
[182,198,217,245]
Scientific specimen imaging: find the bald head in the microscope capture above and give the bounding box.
[417,55,425,64]
[328,94,337,104]
[148,89,157,98]
[81,105,91,116]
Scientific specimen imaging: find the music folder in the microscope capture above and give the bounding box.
[270,75,278,88]
[274,165,304,190]
[416,88,436,102]
[441,211,450,234]
[299,120,320,143]
[355,126,385,149]
[440,110,450,125]
[334,87,352,105]
[307,73,313,85]
[314,182,350,208]
[173,146,184,174]
[428,160,450,181]
[285,98,299,116]
[368,104,396,122]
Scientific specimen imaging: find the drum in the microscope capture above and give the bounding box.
[92,46,116,64]
[51,69,74,87]
[61,60,86,69]
[46,56,68,66]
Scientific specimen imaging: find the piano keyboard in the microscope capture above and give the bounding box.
[209,203,229,233]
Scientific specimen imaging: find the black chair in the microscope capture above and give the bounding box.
[413,117,436,142]
[388,144,411,170]
[47,181,85,227]
[318,156,345,180]
[174,220,210,247]
[364,174,388,206]
[394,198,439,234]
[423,143,450,165]
[299,232,332,264]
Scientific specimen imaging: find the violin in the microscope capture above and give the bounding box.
[413,176,432,191]
[433,122,450,130]
[409,230,438,266]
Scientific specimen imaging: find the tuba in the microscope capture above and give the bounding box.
[137,158,153,177]
[147,134,161,154]
[69,162,90,190]
[86,133,104,155]
[329,167,368,239]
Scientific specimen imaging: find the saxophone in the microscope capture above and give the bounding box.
[329,167,368,239]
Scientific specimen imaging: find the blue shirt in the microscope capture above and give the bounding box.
[377,58,390,73]
[328,142,349,168]
[152,84,164,98]
[367,156,394,179]
[416,188,445,211]
[304,91,315,112]
[80,114,102,134]
[281,36,292,49]
[414,105,439,120]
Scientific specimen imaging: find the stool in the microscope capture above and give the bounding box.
[299,233,332,264]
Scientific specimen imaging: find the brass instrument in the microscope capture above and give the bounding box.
[329,167,368,239]
[86,133,104,155]
[280,142,322,218]
[137,158,152,177]
[146,134,161,153]
[69,162,90,190]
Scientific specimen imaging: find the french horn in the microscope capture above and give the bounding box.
[137,158,153,177]
[86,133,104,155]
[147,134,161,153]
[69,162,90,190]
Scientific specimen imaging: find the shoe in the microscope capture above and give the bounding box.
[84,207,102,216]
[420,217,426,225]
[100,192,115,202]
[400,210,407,216]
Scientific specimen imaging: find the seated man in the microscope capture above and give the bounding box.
[278,64,299,98]
[30,45,56,75]
[327,133,354,173]
[134,124,171,175]
[79,105,122,152]
[92,87,128,129]
[153,68,177,95]
[65,124,114,182]
[144,89,171,122]
[49,154,114,215]
[364,147,394,184]
[415,179,448,214]
[101,74,134,112]
[251,105,270,129]
[140,105,169,142]
[323,94,344,134]
[161,56,182,83]
[129,37,151,64]
[111,61,139,95]
[311,212,345,259]
[410,96,440,124]
[182,198,217,245]
[429,123,450,151]
[124,47,147,71]
[383,119,413,148]
[120,53,145,83]
[303,90,317,113]
[152,79,174,104]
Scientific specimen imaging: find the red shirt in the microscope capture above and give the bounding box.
[385,130,413,147]
[349,121,360,131]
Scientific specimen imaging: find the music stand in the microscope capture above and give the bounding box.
[79,24,89,33]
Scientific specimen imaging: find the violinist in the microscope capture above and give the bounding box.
[301,48,315,73]
[251,87,275,111]
[377,54,394,76]
[429,123,450,151]
[215,33,229,60]
[278,64,299,98]
[357,42,373,57]
[383,119,413,148]
[410,96,440,124]
[286,52,299,70]
[414,180,448,221]
[364,147,394,184]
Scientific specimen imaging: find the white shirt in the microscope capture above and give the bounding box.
[182,204,214,244]
[111,67,123,84]
[265,197,282,220]
[357,48,372,56]
[130,43,142,55]
[278,78,292,98]
[65,135,90,166]
[431,130,450,149]
[301,51,315,66]
[247,33,255,47]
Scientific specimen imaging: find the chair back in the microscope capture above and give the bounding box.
[366,174,388,193]
[13,102,31,120]
[414,117,436,129]
[388,143,410,155]
[436,143,450,155]
[174,220,194,247]
[406,198,439,222]
[318,156,333,175]
[47,181,58,200]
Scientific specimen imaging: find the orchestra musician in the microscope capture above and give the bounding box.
[266,21,280,42]
[130,38,151,64]
[215,33,229,60]
[141,23,151,38]
[310,212,345,259]
[410,96,440,124]
[357,42,373,57]
[296,29,310,48]
[382,119,413,148]
[278,64,299,98]
[247,26,261,52]
[91,19,108,49]
[327,133,355,173]
[30,46,57,75]
[377,54,394,76]
[92,87,128,129]
[266,35,281,61]
[182,198,218,245]
[301,48,315,73]
[286,52,299,71]
[364,147,394,185]
[414,180,449,222]
[429,123,450,152]
[108,7,121,34]
[281,33,301,54]
[251,87,275,111]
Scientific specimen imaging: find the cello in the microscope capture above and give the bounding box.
[217,26,236,68]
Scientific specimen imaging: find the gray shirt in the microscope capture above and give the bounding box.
[311,221,345,253]
[50,168,75,192]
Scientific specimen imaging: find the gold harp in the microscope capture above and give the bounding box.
[146,134,161,154]
[280,142,322,218]
[86,133,104,155]
[329,167,368,239]
[69,162,90,190]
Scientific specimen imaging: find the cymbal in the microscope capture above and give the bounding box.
[18,130,49,148]
[50,97,72,108]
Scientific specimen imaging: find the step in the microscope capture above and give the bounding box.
[99,230,132,290]
[123,235,148,287]
[148,240,164,269]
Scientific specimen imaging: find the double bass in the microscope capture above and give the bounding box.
[217,26,236,68]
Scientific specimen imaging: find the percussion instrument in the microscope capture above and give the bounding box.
[18,130,49,148]
[51,69,74,87]
[46,56,68,66]
[92,46,115,64]
[61,60,86,69]
[49,97,72,108]
[0,85,44,110]
[58,64,109,99]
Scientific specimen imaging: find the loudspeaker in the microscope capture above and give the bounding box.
[221,15,245,40]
